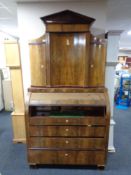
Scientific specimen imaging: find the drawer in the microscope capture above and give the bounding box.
[29,117,106,126]
[29,125,106,137]
[29,137,105,150]
[28,150,106,165]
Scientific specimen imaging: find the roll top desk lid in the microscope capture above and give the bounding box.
[29,93,106,107]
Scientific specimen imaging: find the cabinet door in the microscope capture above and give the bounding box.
[88,41,106,87]
[29,42,46,86]
[50,33,90,86]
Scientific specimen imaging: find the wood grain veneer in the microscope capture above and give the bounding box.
[26,10,110,168]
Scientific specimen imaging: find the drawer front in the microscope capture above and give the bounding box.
[29,125,106,137]
[28,150,106,165]
[29,137,105,150]
[29,117,106,126]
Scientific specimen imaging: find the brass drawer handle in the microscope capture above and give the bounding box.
[87,124,92,127]
[65,128,69,132]
[65,140,69,144]
[65,153,68,157]
[65,119,69,123]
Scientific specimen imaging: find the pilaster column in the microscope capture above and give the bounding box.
[105,30,123,152]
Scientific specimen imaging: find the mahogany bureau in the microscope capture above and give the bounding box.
[26,10,110,168]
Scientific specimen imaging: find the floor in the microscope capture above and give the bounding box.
[0,107,131,175]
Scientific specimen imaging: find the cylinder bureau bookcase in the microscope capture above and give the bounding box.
[26,10,110,168]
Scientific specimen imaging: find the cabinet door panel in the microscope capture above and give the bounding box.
[50,33,89,86]
[29,42,46,86]
[89,42,106,86]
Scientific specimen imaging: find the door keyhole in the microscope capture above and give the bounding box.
[66,39,70,46]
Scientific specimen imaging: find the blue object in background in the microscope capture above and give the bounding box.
[115,74,131,108]
[116,105,128,110]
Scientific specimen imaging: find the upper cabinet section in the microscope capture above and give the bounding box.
[41,10,95,32]
[29,10,106,89]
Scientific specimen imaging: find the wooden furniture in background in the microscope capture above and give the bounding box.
[26,10,110,168]
[4,40,26,143]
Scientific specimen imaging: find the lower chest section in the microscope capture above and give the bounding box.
[27,117,108,166]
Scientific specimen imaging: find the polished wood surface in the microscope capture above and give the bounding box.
[45,33,51,86]
[29,137,105,149]
[28,87,105,93]
[29,93,106,106]
[29,36,46,86]
[28,150,105,165]
[29,117,106,126]
[29,125,105,137]
[50,33,89,86]
[29,35,106,87]
[46,24,89,32]
[89,37,106,86]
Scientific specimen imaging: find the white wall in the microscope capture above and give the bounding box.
[105,32,121,116]
[17,1,107,97]
[0,33,6,69]
[0,42,6,69]
[18,1,106,39]
[118,51,131,57]
[105,32,122,152]
[106,35,120,62]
